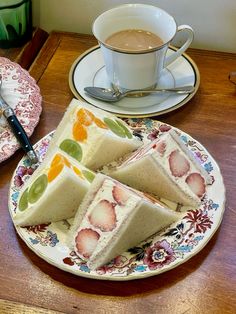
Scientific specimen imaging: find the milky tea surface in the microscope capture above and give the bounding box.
[105,29,164,52]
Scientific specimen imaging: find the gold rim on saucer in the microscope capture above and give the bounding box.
[69,45,200,118]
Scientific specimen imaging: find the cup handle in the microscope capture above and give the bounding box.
[164,25,194,67]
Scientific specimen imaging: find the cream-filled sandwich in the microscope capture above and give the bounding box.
[108,129,211,207]
[14,149,94,226]
[47,99,141,170]
[68,174,179,270]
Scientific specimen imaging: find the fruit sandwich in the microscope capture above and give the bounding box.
[108,129,212,207]
[47,98,141,170]
[14,149,95,226]
[68,173,180,270]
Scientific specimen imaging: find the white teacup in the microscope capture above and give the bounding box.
[92,4,194,91]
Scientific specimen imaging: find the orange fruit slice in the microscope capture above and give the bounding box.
[72,122,87,142]
[48,163,64,182]
[73,166,83,178]
[51,154,62,167]
[94,117,108,129]
[77,108,95,126]
[51,154,71,168]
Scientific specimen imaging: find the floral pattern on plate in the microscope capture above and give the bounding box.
[0,57,42,162]
[8,120,225,281]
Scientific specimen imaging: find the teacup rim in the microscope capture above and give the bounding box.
[92,3,178,55]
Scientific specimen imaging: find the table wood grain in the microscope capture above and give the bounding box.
[0,28,48,70]
[0,299,61,314]
[0,31,236,314]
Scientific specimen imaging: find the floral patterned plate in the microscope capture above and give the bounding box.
[8,119,225,281]
[0,57,42,163]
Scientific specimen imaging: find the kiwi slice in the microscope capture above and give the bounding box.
[59,139,82,162]
[103,118,126,138]
[115,119,133,139]
[19,188,29,211]
[28,174,48,204]
[82,170,95,182]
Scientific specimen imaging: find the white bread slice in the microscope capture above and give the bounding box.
[68,173,180,270]
[14,148,93,226]
[47,99,141,170]
[109,129,211,207]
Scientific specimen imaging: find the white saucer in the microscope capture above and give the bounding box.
[69,45,200,118]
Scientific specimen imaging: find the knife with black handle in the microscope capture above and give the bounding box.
[0,95,38,164]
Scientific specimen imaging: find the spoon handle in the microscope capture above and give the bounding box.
[124,85,195,96]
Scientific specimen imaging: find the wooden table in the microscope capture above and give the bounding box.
[1,31,236,314]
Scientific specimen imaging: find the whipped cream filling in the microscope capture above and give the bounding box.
[56,118,106,159]
[155,141,198,181]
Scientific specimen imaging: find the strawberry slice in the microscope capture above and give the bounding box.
[185,173,206,198]
[169,150,190,177]
[153,140,166,156]
[159,124,171,132]
[88,200,117,232]
[112,184,130,206]
[75,228,100,259]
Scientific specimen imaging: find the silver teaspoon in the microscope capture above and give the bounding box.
[84,85,195,102]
